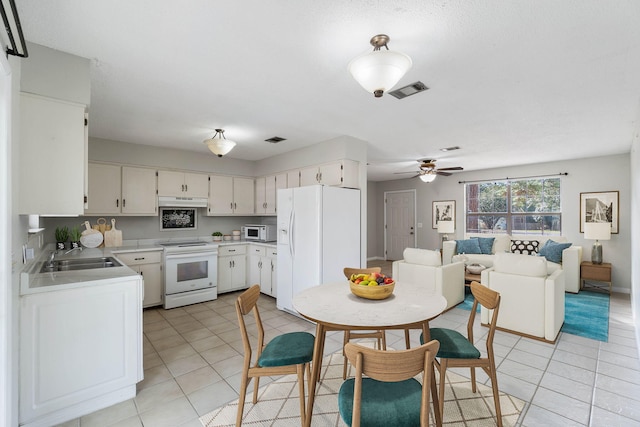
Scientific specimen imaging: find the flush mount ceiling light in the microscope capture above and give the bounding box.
[203,129,236,157]
[348,34,412,98]
[419,171,437,183]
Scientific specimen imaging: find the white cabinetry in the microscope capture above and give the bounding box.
[158,170,209,198]
[20,278,143,427]
[218,245,247,293]
[287,170,300,188]
[298,160,359,188]
[208,175,254,215]
[116,251,163,307]
[19,93,87,215]
[248,245,277,297]
[86,163,157,215]
[255,173,287,215]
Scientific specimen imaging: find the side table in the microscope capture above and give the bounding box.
[580,261,612,293]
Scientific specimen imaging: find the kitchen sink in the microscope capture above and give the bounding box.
[39,257,123,273]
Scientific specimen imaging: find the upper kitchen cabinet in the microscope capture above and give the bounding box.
[255,173,287,215]
[208,175,254,215]
[298,160,360,188]
[85,163,157,216]
[157,170,209,198]
[19,93,87,215]
[287,170,300,188]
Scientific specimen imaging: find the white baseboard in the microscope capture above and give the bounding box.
[367,256,386,261]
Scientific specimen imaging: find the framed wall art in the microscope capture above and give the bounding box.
[160,208,197,230]
[432,200,455,229]
[579,191,618,234]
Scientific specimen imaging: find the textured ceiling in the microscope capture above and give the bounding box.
[15,0,640,181]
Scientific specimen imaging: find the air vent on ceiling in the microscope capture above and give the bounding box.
[265,136,286,143]
[388,81,429,99]
[440,146,461,152]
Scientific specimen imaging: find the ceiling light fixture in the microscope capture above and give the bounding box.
[419,171,437,183]
[348,34,412,98]
[203,129,236,157]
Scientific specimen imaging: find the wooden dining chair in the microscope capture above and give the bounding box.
[342,267,387,379]
[235,285,315,426]
[338,340,441,427]
[420,281,503,426]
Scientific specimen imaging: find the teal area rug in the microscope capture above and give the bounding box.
[458,289,609,342]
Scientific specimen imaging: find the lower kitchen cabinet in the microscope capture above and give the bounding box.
[248,245,277,297]
[20,278,143,427]
[115,250,163,307]
[218,245,247,293]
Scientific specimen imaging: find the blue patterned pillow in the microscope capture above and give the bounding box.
[456,239,482,254]
[471,237,495,255]
[539,240,572,263]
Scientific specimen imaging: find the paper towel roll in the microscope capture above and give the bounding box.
[28,215,39,229]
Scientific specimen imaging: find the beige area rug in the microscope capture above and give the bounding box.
[200,350,524,426]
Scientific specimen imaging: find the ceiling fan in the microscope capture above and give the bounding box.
[395,159,464,182]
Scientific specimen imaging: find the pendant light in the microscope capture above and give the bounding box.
[203,129,236,157]
[348,34,412,98]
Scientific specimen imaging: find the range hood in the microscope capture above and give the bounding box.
[158,196,208,208]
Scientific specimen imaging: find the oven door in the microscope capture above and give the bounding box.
[164,252,217,295]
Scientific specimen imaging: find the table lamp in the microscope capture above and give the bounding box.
[437,220,455,243]
[584,222,611,264]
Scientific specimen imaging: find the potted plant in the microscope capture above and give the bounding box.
[212,231,223,242]
[55,226,69,250]
[69,226,82,249]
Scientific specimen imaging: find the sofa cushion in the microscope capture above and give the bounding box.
[402,248,442,266]
[456,239,482,254]
[493,252,548,277]
[510,239,540,255]
[471,237,495,255]
[539,240,572,263]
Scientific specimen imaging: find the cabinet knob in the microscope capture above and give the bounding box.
[116,199,119,207]
[123,199,126,207]
[134,257,145,261]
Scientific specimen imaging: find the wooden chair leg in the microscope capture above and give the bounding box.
[404,329,411,349]
[489,366,503,427]
[470,366,477,393]
[381,331,387,350]
[343,331,350,380]
[236,374,249,426]
[252,376,260,404]
[297,364,306,426]
[438,360,447,422]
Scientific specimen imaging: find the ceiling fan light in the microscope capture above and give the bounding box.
[419,173,436,183]
[348,35,412,98]
[203,129,236,157]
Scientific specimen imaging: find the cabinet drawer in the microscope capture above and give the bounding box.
[267,248,277,258]
[116,251,162,266]
[581,264,611,281]
[249,246,266,256]
[219,245,247,256]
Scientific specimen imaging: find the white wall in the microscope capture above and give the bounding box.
[631,130,640,355]
[371,154,632,293]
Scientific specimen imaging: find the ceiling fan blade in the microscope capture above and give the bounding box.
[393,171,420,174]
[437,166,464,171]
[436,171,452,176]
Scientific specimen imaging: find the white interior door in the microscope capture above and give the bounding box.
[385,190,416,260]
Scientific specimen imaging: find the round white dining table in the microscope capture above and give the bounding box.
[293,280,447,427]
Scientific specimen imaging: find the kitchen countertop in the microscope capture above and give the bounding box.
[21,240,276,295]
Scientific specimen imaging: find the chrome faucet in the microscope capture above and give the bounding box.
[48,251,56,265]
[65,246,83,255]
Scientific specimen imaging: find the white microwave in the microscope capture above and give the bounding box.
[244,224,276,242]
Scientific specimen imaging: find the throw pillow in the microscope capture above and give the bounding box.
[510,239,540,255]
[471,237,495,255]
[539,240,572,263]
[456,239,482,254]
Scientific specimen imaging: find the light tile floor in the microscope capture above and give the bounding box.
[57,287,638,427]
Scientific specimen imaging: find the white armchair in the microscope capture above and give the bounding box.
[392,248,465,310]
[480,252,565,342]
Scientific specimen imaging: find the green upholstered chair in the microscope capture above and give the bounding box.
[338,340,440,427]
[420,281,503,427]
[235,285,315,426]
[342,267,387,379]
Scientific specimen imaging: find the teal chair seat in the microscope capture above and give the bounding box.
[420,328,481,359]
[258,332,315,367]
[339,377,422,426]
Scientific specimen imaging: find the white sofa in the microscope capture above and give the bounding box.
[442,233,582,293]
[480,252,565,342]
[391,248,465,310]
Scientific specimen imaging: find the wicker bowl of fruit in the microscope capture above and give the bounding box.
[348,273,395,300]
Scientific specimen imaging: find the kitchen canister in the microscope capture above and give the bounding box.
[232,230,241,236]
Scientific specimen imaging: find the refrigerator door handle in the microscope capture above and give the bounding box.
[289,209,295,258]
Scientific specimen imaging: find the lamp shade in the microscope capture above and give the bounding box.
[419,173,436,183]
[437,220,455,234]
[584,222,611,241]
[203,129,236,157]
[348,49,412,97]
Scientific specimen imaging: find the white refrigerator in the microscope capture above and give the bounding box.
[276,185,361,314]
